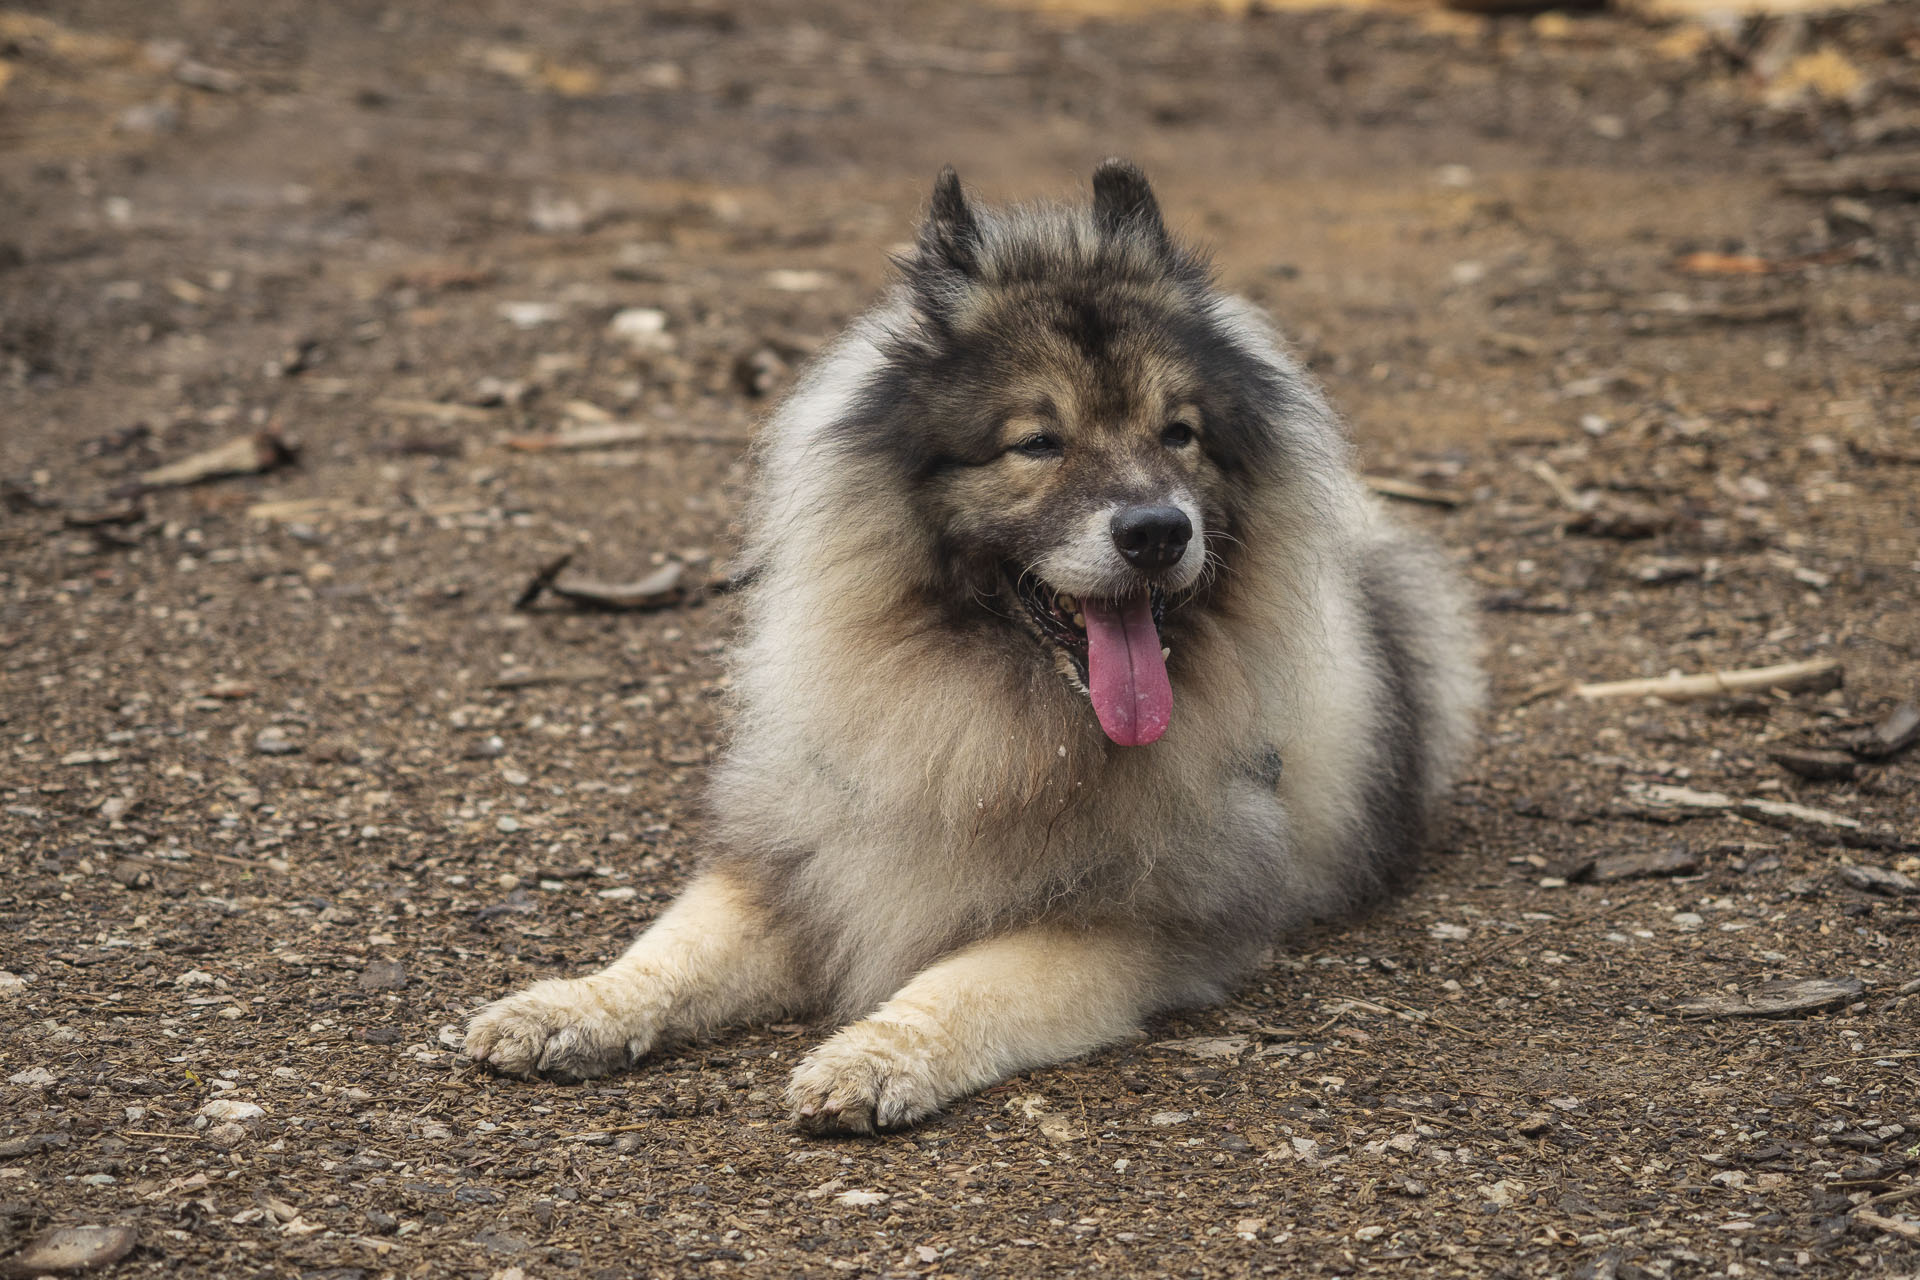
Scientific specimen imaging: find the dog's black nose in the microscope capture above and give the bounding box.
[1111,504,1192,571]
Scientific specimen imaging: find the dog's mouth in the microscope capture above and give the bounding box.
[1010,569,1173,748]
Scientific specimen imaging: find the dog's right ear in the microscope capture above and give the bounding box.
[1092,158,1169,254]
[919,165,981,276]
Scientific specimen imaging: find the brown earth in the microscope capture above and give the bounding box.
[3,1,1919,1277]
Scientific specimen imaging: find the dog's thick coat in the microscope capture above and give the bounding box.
[466,162,1482,1133]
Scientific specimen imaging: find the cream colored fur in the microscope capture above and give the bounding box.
[466,183,1482,1134]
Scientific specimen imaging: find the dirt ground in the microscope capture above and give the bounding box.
[4,0,1920,1276]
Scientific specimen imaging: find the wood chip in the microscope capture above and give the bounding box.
[1849,704,1919,760]
[1153,1036,1253,1059]
[0,1224,138,1276]
[1769,748,1859,781]
[548,562,686,611]
[136,430,297,491]
[516,555,688,612]
[1573,847,1702,883]
[1672,977,1864,1019]
[1853,1209,1920,1242]
[1837,864,1918,897]
[1574,658,1841,702]
[1620,783,1896,848]
[1780,149,1920,197]
[504,423,751,451]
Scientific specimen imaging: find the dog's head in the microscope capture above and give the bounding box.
[834,161,1301,747]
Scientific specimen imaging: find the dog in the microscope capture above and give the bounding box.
[465,160,1482,1134]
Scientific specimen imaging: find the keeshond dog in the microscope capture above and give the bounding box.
[466,161,1482,1134]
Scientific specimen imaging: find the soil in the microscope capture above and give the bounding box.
[3,1,1919,1277]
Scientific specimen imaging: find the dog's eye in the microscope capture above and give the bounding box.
[1161,419,1197,448]
[1010,432,1064,459]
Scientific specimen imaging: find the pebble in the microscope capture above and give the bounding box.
[496,815,521,833]
[205,1122,249,1147]
[198,1099,265,1122]
[359,960,409,991]
[253,727,300,756]
[497,302,564,329]
[0,970,28,998]
[466,735,507,759]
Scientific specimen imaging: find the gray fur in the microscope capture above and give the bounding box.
[468,164,1484,1130]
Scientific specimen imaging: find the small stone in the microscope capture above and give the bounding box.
[0,971,27,998]
[253,727,300,756]
[1515,1113,1555,1137]
[116,101,181,135]
[497,301,564,329]
[764,268,833,292]
[614,1133,646,1155]
[1669,912,1705,931]
[358,960,409,991]
[528,192,587,235]
[205,1121,249,1148]
[197,1099,265,1123]
[496,815,521,833]
[174,60,244,93]
[834,1189,888,1207]
[607,307,674,353]
[365,1209,398,1234]
[1485,1178,1527,1207]
[109,859,153,889]
[1150,1111,1192,1126]
[465,735,507,759]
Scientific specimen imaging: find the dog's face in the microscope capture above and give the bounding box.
[840,163,1286,745]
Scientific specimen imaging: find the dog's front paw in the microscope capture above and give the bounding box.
[786,1020,944,1136]
[464,979,651,1082]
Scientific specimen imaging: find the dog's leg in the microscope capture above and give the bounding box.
[786,924,1165,1135]
[465,868,798,1081]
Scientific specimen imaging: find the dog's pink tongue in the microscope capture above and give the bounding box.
[1083,592,1172,747]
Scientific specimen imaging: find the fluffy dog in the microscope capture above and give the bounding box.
[465,161,1482,1134]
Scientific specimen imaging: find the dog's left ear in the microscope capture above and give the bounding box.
[919,165,981,276]
[1092,158,1169,253]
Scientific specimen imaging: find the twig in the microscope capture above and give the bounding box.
[1320,994,1479,1041]
[119,1130,202,1140]
[1528,460,1586,512]
[1457,890,1645,970]
[1797,1049,1920,1070]
[1573,658,1841,703]
[1852,1209,1920,1242]
[1363,476,1466,508]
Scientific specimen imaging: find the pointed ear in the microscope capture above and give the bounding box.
[919,165,981,275]
[1091,158,1168,252]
